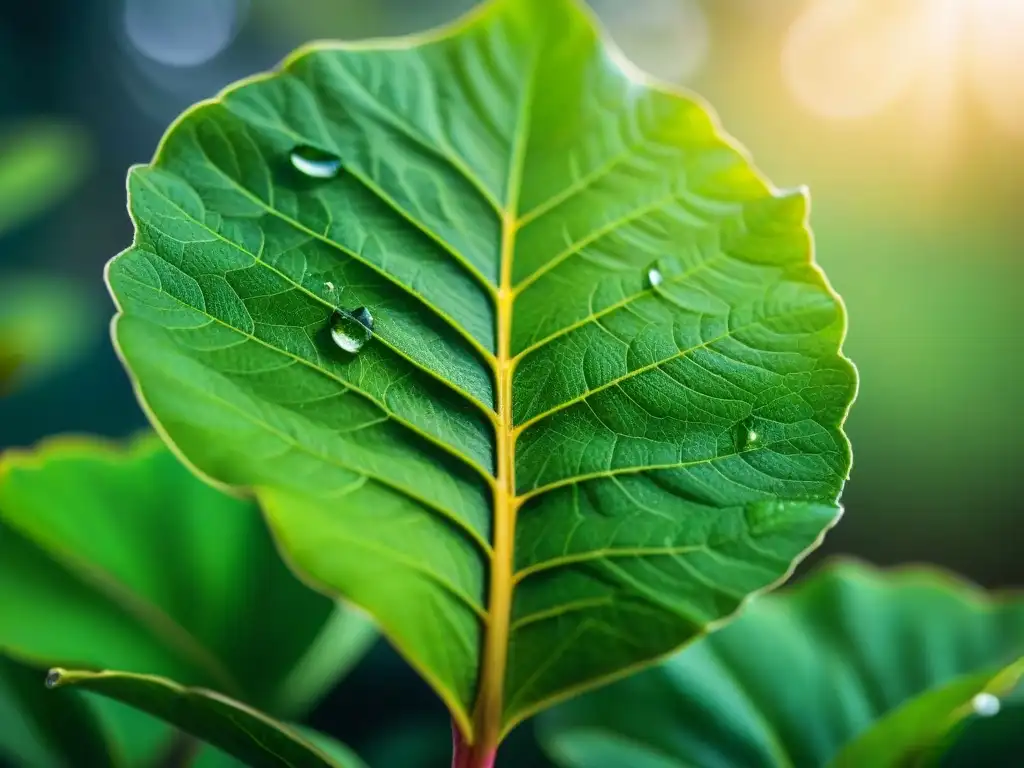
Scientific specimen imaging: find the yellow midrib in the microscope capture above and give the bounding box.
[471,210,521,755]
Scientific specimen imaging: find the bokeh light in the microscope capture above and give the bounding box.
[968,0,1024,137]
[589,0,709,84]
[783,0,1024,138]
[122,0,248,67]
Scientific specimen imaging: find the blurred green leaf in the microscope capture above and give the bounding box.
[0,655,115,768]
[0,434,375,718]
[48,668,362,768]
[938,679,1024,767]
[0,121,89,235]
[0,348,22,394]
[539,561,1024,768]
[0,274,99,395]
[105,0,855,745]
[297,727,369,768]
[0,653,171,768]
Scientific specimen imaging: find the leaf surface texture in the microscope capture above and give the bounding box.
[106,0,856,736]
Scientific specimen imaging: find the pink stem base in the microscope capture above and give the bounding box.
[451,721,496,768]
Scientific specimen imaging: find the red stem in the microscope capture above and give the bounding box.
[451,721,496,768]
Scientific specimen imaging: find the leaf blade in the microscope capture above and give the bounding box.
[0,435,372,717]
[539,561,1024,768]
[0,655,117,768]
[106,0,856,744]
[47,669,345,768]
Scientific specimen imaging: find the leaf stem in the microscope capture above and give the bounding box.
[452,720,496,768]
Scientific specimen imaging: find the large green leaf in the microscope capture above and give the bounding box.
[46,669,365,768]
[0,434,375,719]
[539,561,1024,768]
[105,0,855,750]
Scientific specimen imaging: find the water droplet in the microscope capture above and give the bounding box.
[290,146,342,179]
[972,692,1001,717]
[647,268,663,288]
[44,669,62,689]
[736,419,759,451]
[743,499,790,535]
[330,307,374,353]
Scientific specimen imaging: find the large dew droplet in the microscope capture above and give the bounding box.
[290,146,342,179]
[330,307,374,354]
[972,692,1001,717]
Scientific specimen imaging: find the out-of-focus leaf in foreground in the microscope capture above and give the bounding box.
[0,121,89,236]
[47,669,366,768]
[539,561,1024,768]
[940,682,1024,766]
[105,0,856,749]
[0,435,375,718]
[0,655,115,768]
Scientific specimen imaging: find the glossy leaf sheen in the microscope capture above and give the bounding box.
[48,669,361,768]
[106,0,855,738]
[0,436,374,718]
[539,562,1024,768]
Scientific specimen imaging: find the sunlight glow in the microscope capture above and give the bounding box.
[782,0,1024,136]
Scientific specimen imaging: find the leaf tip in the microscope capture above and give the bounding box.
[44,668,65,689]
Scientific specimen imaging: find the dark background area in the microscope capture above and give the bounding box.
[1,0,1021,765]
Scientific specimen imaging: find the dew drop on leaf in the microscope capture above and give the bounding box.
[736,419,759,451]
[646,267,663,288]
[289,146,342,179]
[972,692,1001,717]
[44,669,62,689]
[330,307,374,354]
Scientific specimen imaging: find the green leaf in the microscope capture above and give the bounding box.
[47,669,358,768]
[0,434,375,718]
[0,121,89,235]
[0,655,116,768]
[538,561,1024,768]
[105,0,855,747]
[0,653,171,768]
[941,687,1024,767]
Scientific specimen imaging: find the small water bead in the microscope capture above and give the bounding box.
[736,419,760,451]
[646,268,663,288]
[290,146,342,179]
[44,669,62,689]
[972,692,1001,717]
[330,307,374,353]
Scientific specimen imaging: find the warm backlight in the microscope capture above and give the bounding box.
[783,0,1024,136]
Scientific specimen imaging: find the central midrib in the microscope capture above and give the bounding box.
[467,41,539,757]
[471,209,521,755]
